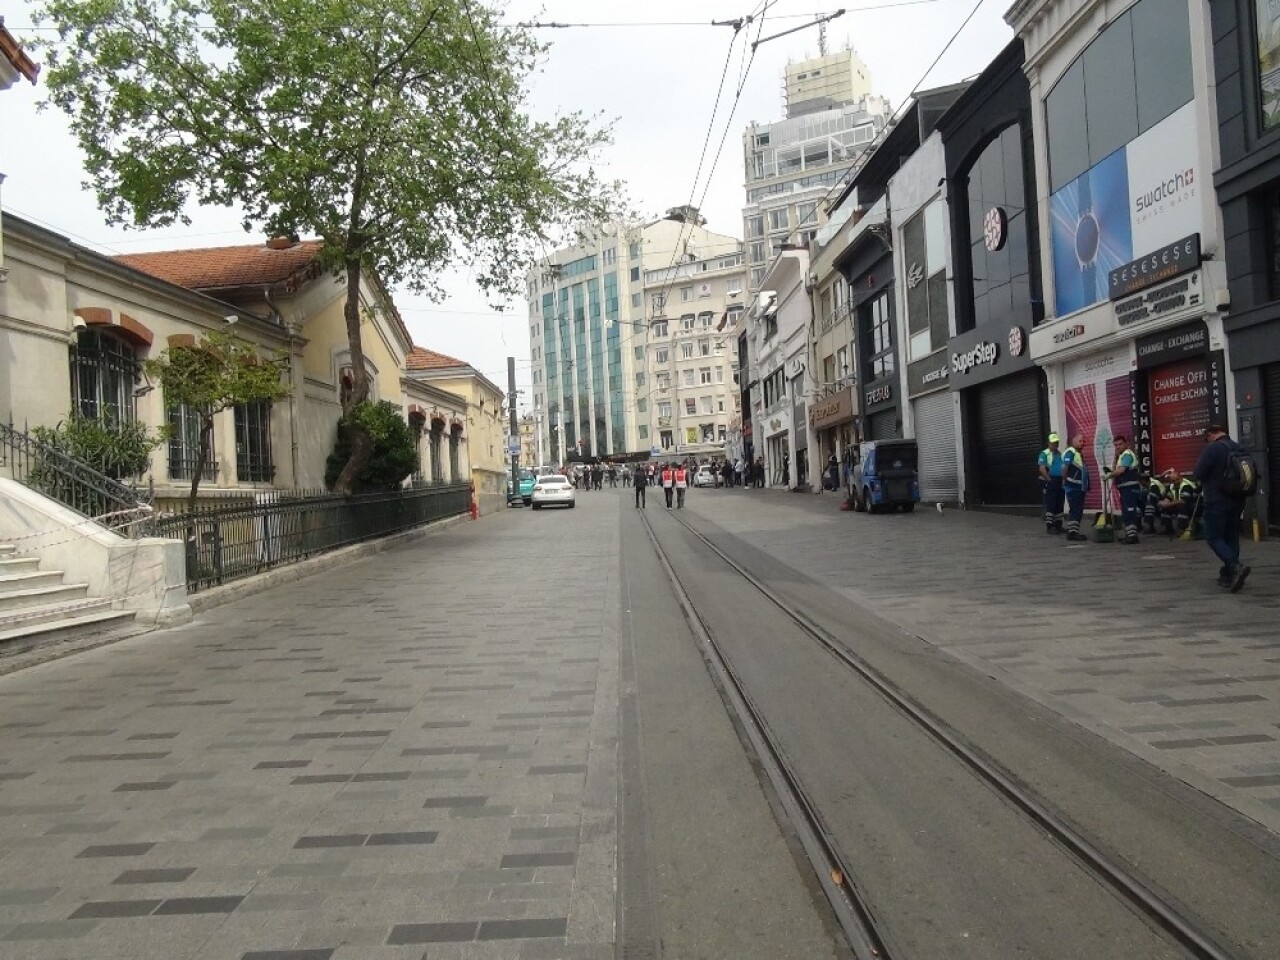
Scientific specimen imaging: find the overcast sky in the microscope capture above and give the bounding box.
[1,0,1013,410]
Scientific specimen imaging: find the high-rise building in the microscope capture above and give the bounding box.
[641,250,747,458]
[742,50,892,294]
[525,208,740,463]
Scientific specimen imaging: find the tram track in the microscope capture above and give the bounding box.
[638,504,1244,960]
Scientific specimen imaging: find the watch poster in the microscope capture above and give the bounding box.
[1064,348,1134,511]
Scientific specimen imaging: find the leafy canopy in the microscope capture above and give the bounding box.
[324,401,420,492]
[143,331,289,416]
[35,0,624,298]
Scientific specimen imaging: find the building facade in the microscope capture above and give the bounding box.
[641,251,746,458]
[938,40,1048,508]
[751,247,811,487]
[526,209,739,462]
[1009,0,1230,514]
[1209,0,1280,531]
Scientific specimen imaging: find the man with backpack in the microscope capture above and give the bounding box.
[1192,424,1258,592]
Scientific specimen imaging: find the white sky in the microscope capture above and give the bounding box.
[1,0,1013,410]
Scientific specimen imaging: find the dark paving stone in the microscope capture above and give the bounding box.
[500,852,576,868]
[63,752,170,762]
[1222,774,1280,787]
[528,764,588,775]
[0,772,33,781]
[1159,694,1267,707]
[476,917,568,940]
[153,895,243,914]
[350,771,411,782]
[387,921,478,944]
[1209,734,1275,746]
[1150,738,1212,750]
[127,733,178,741]
[291,775,352,785]
[69,899,161,918]
[423,796,487,809]
[365,831,437,846]
[497,711,592,719]
[114,781,175,792]
[242,951,335,960]
[294,834,366,849]
[76,843,155,858]
[255,760,311,769]
[113,868,197,884]
[0,887,59,905]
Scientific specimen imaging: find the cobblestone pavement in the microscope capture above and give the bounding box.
[682,486,1280,834]
[0,506,619,960]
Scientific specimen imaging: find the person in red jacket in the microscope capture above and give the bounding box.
[660,464,675,508]
[674,464,688,508]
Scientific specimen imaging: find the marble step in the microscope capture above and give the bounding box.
[0,609,137,658]
[0,583,91,614]
[0,557,41,576]
[0,570,66,595]
[0,597,115,631]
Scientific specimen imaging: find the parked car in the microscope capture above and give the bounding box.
[531,474,576,510]
[693,464,719,488]
[853,440,920,513]
[507,468,536,506]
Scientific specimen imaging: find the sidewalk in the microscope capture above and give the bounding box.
[683,485,1280,833]
[0,508,619,959]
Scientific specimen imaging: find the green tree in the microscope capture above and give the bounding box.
[144,332,289,510]
[324,401,419,492]
[35,0,623,494]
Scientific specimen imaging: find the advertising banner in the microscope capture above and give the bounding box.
[1063,347,1135,510]
[1147,356,1211,475]
[1050,103,1201,317]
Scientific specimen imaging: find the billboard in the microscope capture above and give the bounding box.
[1050,103,1201,317]
[1063,347,1135,510]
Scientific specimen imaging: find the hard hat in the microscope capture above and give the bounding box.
[1047,433,1060,443]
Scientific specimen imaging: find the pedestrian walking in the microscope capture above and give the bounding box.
[622,466,631,487]
[1062,433,1089,541]
[592,464,603,490]
[1037,433,1065,534]
[754,457,766,488]
[661,463,675,508]
[675,462,688,508]
[734,457,744,487]
[1105,435,1142,544]
[633,463,648,508]
[1192,424,1258,592]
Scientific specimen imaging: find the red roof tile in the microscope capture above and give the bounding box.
[113,240,325,291]
[406,346,469,371]
[0,19,39,85]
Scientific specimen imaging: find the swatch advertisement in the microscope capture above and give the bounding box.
[1050,102,1201,317]
[1063,348,1135,511]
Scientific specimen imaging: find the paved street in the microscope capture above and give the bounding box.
[1,484,1278,958]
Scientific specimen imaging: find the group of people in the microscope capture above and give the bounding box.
[631,461,690,509]
[1037,425,1254,592]
[567,462,620,491]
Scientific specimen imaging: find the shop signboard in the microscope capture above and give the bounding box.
[946,319,1034,389]
[863,379,895,413]
[907,352,950,397]
[1135,320,1208,369]
[809,388,856,430]
[1029,303,1117,362]
[1063,346,1136,510]
[1049,102,1202,317]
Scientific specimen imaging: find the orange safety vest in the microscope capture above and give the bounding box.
[675,468,688,487]
[661,468,674,486]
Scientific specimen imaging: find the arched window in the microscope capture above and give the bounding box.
[69,329,140,422]
[449,424,463,483]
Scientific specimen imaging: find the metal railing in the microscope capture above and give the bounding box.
[0,419,154,535]
[149,483,471,592]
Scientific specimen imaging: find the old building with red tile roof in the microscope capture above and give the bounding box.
[0,17,39,90]
[114,239,326,293]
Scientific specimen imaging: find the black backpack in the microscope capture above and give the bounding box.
[1222,445,1260,497]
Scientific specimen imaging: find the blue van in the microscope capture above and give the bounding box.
[853,440,921,513]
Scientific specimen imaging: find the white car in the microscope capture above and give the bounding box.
[693,465,719,488]
[531,474,576,509]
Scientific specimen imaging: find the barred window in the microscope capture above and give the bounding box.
[168,399,216,482]
[430,425,444,484]
[449,431,461,483]
[69,330,139,423]
[235,400,274,482]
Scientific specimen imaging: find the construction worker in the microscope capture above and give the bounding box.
[1062,433,1089,541]
[674,462,689,508]
[1105,435,1142,544]
[1143,472,1171,534]
[1037,433,1065,534]
[661,462,675,508]
[1156,468,1199,536]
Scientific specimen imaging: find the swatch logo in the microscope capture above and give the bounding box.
[1052,323,1087,345]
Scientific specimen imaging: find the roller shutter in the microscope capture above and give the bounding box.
[969,370,1045,506]
[869,410,898,441]
[1266,364,1280,529]
[914,391,959,502]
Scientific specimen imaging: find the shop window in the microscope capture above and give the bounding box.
[70,329,140,423]
[235,400,274,482]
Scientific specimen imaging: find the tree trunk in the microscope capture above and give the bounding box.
[333,256,374,495]
[187,414,214,513]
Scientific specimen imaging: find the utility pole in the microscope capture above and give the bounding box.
[507,356,522,508]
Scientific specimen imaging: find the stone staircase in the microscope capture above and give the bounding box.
[0,542,136,659]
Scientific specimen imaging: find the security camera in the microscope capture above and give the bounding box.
[1215,291,1230,313]
[71,316,88,332]
[224,314,239,325]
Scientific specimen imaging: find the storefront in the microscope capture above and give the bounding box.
[808,386,858,486]
[763,411,791,487]
[906,353,960,502]
[1133,320,1225,476]
[1209,0,1280,530]
[950,322,1046,506]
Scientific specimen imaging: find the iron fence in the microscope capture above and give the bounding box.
[0,419,154,535]
[149,483,471,592]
